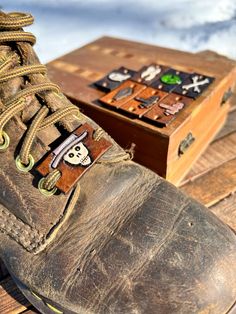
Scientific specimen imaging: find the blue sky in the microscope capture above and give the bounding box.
[2,0,236,63]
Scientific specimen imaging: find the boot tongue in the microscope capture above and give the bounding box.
[0,20,85,156]
[0,14,96,167]
[0,46,21,103]
[0,11,81,144]
[0,44,62,149]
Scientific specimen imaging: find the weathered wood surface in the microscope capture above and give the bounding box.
[0,277,30,314]
[181,157,236,207]
[1,48,236,313]
[180,108,236,231]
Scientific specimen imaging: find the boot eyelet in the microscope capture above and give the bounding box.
[38,178,57,196]
[15,154,34,172]
[0,131,10,151]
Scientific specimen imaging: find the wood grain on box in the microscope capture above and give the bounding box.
[1,45,236,314]
[46,36,236,185]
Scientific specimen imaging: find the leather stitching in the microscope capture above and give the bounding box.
[0,204,44,251]
[0,183,80,253]
[0,168,34,225]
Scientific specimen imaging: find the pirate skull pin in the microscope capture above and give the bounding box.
[37,123,112,194]
[63,142,92,166]
[50,131,93,169]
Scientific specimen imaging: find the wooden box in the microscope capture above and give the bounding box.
[47,37,236,185]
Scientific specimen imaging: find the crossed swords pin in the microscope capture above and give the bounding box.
[182,76,210,93]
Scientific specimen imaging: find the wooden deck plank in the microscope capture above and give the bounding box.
[181,128,236,184]
[209,193,236,231]
[181,157,236,207]
[0,276,30,314]
[214,109,236,141]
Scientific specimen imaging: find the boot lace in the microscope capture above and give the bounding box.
[0,12,80,194]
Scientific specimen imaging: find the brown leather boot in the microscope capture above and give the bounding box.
[0,11,235,314]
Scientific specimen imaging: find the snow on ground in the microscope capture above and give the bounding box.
[1,0,236,63]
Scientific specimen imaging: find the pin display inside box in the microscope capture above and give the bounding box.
[47,37,236,185]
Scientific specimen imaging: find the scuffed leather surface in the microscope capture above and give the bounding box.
[0,41,127,243]
[1,162,236,314]
[0,20,236,314]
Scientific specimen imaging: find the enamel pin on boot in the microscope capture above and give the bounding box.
[0,11,236,314]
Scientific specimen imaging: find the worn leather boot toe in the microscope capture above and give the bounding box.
[0,11,235,314]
